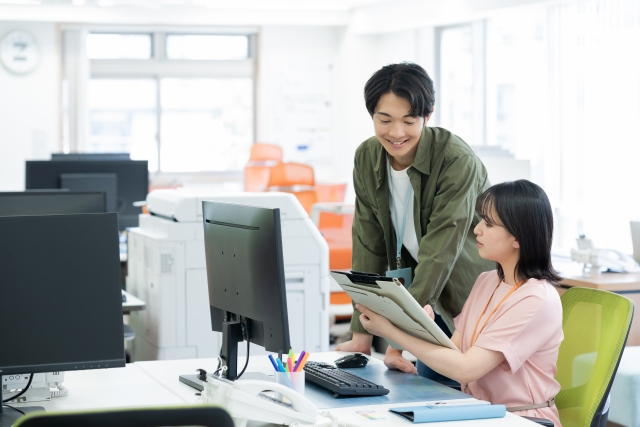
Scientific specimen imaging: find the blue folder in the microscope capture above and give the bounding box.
[389,404,506,423]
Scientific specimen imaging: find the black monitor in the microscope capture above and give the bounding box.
[25,160,148,230]
[0,191,106,216]
[51,153,131,161]
[201,201,290,380]
[0,213,125,423]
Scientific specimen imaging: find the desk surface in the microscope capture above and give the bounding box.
[122,290,145,312]
[12,352,538,426]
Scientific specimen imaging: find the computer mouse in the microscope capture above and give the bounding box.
[334,353,369,369]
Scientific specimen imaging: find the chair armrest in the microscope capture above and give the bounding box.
[310,202,355,226]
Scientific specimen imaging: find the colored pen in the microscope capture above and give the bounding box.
[268,354,279,371]
[292,350,306,372]
[296,352,310,372]
[275,357,287,373]
[287,357,293,373]
[289,349,296,366]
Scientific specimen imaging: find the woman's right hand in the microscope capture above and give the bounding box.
[384,346,417,374]
[423,304,435,320]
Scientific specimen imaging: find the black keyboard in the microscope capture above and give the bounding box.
[303,362,389,397]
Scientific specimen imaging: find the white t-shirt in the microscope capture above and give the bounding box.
[387,159,420,263]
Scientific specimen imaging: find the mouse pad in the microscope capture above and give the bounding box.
[303,364,469,409]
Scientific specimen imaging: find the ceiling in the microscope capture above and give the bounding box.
[0,0,392,11]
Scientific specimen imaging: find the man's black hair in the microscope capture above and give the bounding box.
[364,62,435,118]
[476,179,563,285]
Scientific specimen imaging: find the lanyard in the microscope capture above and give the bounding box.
[469,279,526,348]
[388,163,414,269]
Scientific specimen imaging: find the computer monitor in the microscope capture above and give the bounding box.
[0,213,125,423]
[0,191,106,216]
[51,153,131,161]
[25,160,148,230]
[201,201,291,380]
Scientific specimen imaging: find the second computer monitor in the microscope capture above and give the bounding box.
[0,191,106,216]
[202,200,291,380]
[25,160,148,230]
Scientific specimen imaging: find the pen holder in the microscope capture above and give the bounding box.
[274,370,305,401]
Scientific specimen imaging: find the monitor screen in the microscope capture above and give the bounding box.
[202,201,290,379]
[0,191,106,216]
[25,160,148,230]
[0,213,125,375]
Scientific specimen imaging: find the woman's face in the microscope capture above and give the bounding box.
[373,92,429,169]
[474,210,520,265]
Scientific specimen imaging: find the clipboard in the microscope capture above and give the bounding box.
[330,271,458,351]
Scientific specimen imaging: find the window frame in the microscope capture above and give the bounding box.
[63,25,257,178]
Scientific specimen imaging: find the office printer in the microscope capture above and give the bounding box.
[126,189,330,361]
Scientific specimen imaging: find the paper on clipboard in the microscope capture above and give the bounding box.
[330,271,459,351]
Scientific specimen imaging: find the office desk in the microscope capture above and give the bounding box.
[10,364,185,412]
[10,353,538,426]
[135,352,538,426]
[122,289,145,313]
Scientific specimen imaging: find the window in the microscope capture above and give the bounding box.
[165,35,249,60]
[438,0,640,253]
[86,33,152,59]
[64,29,256,174]
[438,25,474,143]
[160,78,253,172]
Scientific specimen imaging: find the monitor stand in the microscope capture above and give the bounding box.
[0,386,45,427]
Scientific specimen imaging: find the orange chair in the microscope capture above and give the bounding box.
[244,143,282,192]
[310,196,355,327]
[266,162,317,214]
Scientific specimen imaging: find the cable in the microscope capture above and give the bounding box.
[235,322,251,380]
[2,373,34,403]
[2,404,25,416]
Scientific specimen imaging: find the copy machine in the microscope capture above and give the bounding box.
[126,189,330,361]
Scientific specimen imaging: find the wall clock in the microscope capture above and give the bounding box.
[1,30,40,75]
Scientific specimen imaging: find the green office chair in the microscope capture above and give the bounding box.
[534,287,634,427]
[12,404,234,427]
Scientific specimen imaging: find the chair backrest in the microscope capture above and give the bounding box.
[14,405,234,427]
[556,287,634,427]
[249,143,282,162]
[267,162,314,188]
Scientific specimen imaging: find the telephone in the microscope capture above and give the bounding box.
[203,375,318,427]
[571,235,640,273]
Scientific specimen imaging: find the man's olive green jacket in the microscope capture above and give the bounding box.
[351,126,494,334]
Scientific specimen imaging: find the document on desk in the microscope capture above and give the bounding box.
[304,364,470,409]
[389,404,506,423]
[330,271,457,351]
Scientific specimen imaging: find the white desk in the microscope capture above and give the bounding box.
[135,352,538,426]
[122,290,145,313]
[10,364,184,412]
[11,352,538,426]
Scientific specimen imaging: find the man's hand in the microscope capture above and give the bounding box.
[335,332,373,355]
[384,346,417,374]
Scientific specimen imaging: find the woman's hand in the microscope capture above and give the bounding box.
[384,346,417,374]
[423,304,435,320]
[355,304,395,338]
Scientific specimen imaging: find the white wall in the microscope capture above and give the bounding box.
[0,22,59,191]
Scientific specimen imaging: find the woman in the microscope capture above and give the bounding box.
[337,62,493,384]
[357,180,563,426]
